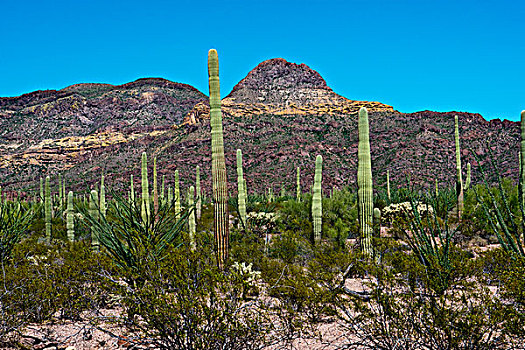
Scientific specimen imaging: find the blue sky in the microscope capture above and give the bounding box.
[1,0,523,121]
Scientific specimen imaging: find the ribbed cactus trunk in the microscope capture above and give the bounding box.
[100,175,106,218]
[518,111,525,216]
[174,170,181,220]
[40,177,44,202]
[188,185,196,251]
[208,49,229,269]
[455,115,464,220]
[141,152,150,224]
[312,155,323,243]
[153,157,159,219]
[236,149,247,228]
[386,170,391,202]
[358,107,373,257]
[89,190,99,251]
[196,166,202,220]
[66,191,74,241]
[465,162,471,191]
[296,167,301,202]
[44,176,51,243]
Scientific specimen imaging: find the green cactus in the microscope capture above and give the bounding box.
[455,115,464,220]
[196,166,201,220]
[141,152,150,224]
[153,157,159,218]
[312,155,323,243]
[167,186,173,206]
[386,170,391,202]
[58,174,63,208]
[435,178,439,197]
[236,149,247,228]
[465,162,471,191]
[44,176,51,243]
[100,174,106,218]
[174,170,181,220]
[66,190,74,241]
[188,185,196,251]
[358,107,373,257]
[161,175,166,206]
[40,177,43,202]
[89,190,99,251]
[208,48,229,269]
[296,167,301,202]
[373,207,381,239]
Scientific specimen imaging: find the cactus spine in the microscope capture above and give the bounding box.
[141,152,150,224]
[236,149,247,228]
[358,107,373,257]
[312,155,323,243]
[188,185,196,251]
[174,170,181,220]
[465,162,471,191]
[100,174,106,218]
[454,115,464,220]
[196,166,201,220]
[208,49,229,269]
[296,167,301,202]
[44,176,51,243]
[66,191,74,241]
[89,190,99,251]
[153,157,159,217]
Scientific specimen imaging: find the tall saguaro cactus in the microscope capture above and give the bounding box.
[188,185,196,251]
[386,170,391,202]
[312,155,323,243]
[236,149,247,228]
[89,190,100,251]
[66,191,74,241]
[44,176,51,243]
[40,177,44,202]
[153,157,159,217]
[455,115,464,220]
[296,167,301,202]
[208,48,229,269]
[465,162,471,191]
[141,152,150,224]
[358,107,373,257]
[100,174,106,218]
[174,170,181,220]
[196,166,202,220]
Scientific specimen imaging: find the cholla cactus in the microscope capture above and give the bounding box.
[358,107,373,257]
[312,155,323,243]
[66,191,74,241]
[236,149,247,228]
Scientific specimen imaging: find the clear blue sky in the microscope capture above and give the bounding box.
[1,0,523,121]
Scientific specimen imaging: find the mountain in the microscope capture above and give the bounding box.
[0,59,519,199]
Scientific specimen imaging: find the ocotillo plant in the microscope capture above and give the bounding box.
[100,174,106,218]
[312,155,323,243]
[455,115,464,220]
[174,170,181,220]
[358,107,373,257]
[153,157,159,218]
[89,190,99,251]
[188,185,196,251]
[141,152,150,224]
[209,48,229,269]
[44,176,51,243]
[236,149,247,228]
[196,166,201,220]
[296,167,301,202]
[465,162,471,191]
[66,191,74,241]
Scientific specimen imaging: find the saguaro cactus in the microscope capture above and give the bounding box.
[153,157,159,217]
[141,152,150,224]
[312,155,323,243]
[455,115,464,220]
[386,170,391,202]
[209,48,229,269]
[89,190,99,251]
[100,174,106,218]
[174,170,181,220]
[44,176,51,243]
[236,149,247,228]
[161,175,166,206]
[196,166,202,220]
[296,167,301,202]
[66,191,74,241]
[40,177,44,202]
[358,107,373,257]
[188,185,196,251]
[465,162,471,191]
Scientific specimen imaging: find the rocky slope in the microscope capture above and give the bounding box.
[0,59,519,199]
